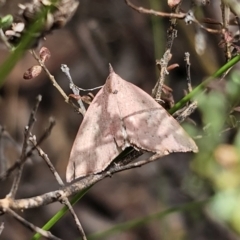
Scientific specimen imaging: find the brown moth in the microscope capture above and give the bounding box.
[66,66,198,182]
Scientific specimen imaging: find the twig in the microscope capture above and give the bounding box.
[152,0,181,101]
[185,52,193,92]
[166,0,182,50]
[0,143,37,181]
[36,117,56,145]
[0,153,167,211]
[221,0,232,60]
[193,17,221,34]
[125,0,186,19]
[125,0,221,34]
[61,64,86,115]
[7,95,42,198]
[152,50,171,101]
[60,198,87,240]
[175,101,198,123]
[29,135,63,183]
[175,52,198,122]
[30,50,85,116]
[5,208,61,240]
[61,64,102,92]
[29,133,87,240]
[0,112,55,182]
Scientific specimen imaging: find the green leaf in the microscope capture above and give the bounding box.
[0,14,13,29]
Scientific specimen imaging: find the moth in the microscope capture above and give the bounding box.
[66,66,198,182]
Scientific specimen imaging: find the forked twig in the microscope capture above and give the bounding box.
[0,106,54,181]
[31,50,85,116]
[61,64,86,115]
[0,153,175,211]
[151,0,181,101]
[125,0,221,34]
[125,0,186,18]
[7,95,41,198]
[221,0,232,60]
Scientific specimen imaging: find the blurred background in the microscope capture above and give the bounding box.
[1,0,239,239]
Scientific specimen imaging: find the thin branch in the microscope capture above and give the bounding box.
[60,64,102,92]
[152,0,180,101]
[0,115,55,182]
[61,64,86,115]
[175,52,198,122]
[193,18,221,34]
[185,52,192,93]
[125,0,186,19]
[175,101,198,123]
[29,134,87,240]
[125,0,221,34]
[60,198,87,240]
[30,135,63,184]
[7,95,42,198]
[0,153,166,211]
[5,208,61,240]
[221,0,232,60]
[31,50,85,116]
[152,50,171,101]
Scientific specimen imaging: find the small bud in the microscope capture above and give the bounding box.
[23,65,42,80]
[39,47,51,62]
[168,0,181,8]
[69,94,81,100]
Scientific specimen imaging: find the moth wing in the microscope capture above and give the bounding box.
[111,72,198,154]
[66,85,125,182]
